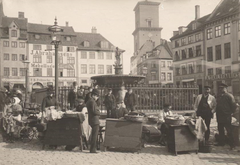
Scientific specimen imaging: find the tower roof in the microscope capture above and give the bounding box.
[134,0,160,11]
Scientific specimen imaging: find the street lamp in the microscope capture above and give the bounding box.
[49,17,63,102]
[23,58,30,106]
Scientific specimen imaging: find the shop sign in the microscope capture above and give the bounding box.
[206,73,239,80]
[30,77,76,83]
[59,63,74,69]
[30,50,73,57]
[31,63,55,68]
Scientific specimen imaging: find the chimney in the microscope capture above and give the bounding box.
[66,21,69,27]
[195,5,200,20]
[18,12,24,19]
[91,27,97,33]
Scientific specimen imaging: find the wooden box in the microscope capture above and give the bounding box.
[104,119,142,152]
[167,124,198,155]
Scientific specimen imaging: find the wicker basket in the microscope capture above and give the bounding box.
[125,115,144,123]
[165,118,185,125]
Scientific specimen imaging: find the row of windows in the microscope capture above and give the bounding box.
[4,54,25,61]
[80,51,113,59]
[4,68,26,76]
[207,66,231,75]
[207,22,230,40]
[207,43,231,61]
[3,41,25,48]
[80,64,113,74]
[32,44,75,52]
[175,45,202,61]
[175,64,202,76]
[150,72,172,81]
[151,61,172,68]
[175,33,201,47]
[33,56,75,64]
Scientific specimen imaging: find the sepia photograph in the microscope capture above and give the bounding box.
[0,0,239,164]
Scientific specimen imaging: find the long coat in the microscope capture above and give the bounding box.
[103,94,116,110]
[86,97,100,126]
[68,89,85,109]
[124,92,137,108]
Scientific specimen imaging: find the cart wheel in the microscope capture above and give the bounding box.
[20,127,34,143]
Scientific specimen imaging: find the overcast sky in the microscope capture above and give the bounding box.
[3,0,221,74]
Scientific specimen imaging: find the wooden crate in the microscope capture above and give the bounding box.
[104,119,142,152]
[167,124,198,155]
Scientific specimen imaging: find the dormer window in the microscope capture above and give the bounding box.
[83,41,90,47]
[11,30,17,37]
[146,18,152,27]
[66,36,71,41]
[100,41,108,49]
[35,34,40,39]
[192,22,196,30]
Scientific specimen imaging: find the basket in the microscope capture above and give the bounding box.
[125,115,144,123]
[165,118,185,125]
[148,117,158,123]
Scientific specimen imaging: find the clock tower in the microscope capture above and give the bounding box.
[133,0,162,53]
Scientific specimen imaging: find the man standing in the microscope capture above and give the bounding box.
[124,88,137,112]
[41,89,57,112]
[116,85,127,108]
[111,101,128,119]
[103,88,116,118]
[86,89,100,153]
[194,86,216,143]
[215,83,237,150]
[85,87,93,103]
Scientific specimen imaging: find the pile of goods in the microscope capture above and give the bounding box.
[164,114,185,125]
[147,115,159,123]
[124,111,146,123]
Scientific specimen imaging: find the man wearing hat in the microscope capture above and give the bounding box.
[215,83,237,150]
[86,89,100,153]
[68,82,85,109]
[111,101,128,119]
[124,88,137,112]
[103,88,116,118]
[194,86,216,142]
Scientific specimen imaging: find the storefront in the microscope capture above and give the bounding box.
[1,78,25,91]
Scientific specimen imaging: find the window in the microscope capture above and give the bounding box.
[215,25,221,37]
[216,67,222,75]
[89,52,95,59]
[181,38,186,46]
[67,47,74,52]
[67,69,74,77]
[161,72,166,81]
[19,54,25,61]
[207,47,213,61]
[167,73,172,81]
[215,45,221,60]
[33,45,41,50]
[151,61,156,68]
[189,64,194,74]
[197,65,202,73]
[192,22,196,30]
[81,51,87,59]
[151,73,157,80]
[224,22,231,35]
[46,45,52,50]
[188,35,193,43]
[161,61,165,68]
[19,42,25,48]
[98,52,104,59]
[59,56,63,64]
[107,65,112,74]
[207,28,212,40]
[58,45,63,52]
[98,65,104,74]
[81,64,87,74]
[3,41,9,47]
[12,54,17,61]
[47,68,52,77]
[175,51,180,61]
[33,55,42,63]
[175,68,180,76]
[11,41,17,48]
[82,80,87,84]
[12,68,18,76]
[100,41,108,48]
[147,20,152,27]
[66,36,71,41]
[106,52,112,59]
[208,68,213,75]
[224,43,231,59]
[11,30,17,37]
[83,41,90,47]
[225,66,231,74]
[67,57,75,64]
[46,56,52,63]
[4,68,10,76]
[35,34,40,39]
[196,45,201,56]
[33,68,42,76]
[167,61,172,67]
[175,40,180,48]
[188,48,193,58]
[89,65,95,74]
[4,54,9,60]
[20,68,25,76]
[182,50,186,59]
[195,33,201,41]
[182,66,187,75]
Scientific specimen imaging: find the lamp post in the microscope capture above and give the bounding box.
[23,58,30,106]
[49,18,63,101]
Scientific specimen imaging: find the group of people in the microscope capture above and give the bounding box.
[194,83,238,150]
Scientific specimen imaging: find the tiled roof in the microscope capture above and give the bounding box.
[28,23,76,36]
[170,14,210,40]
[206,0,240,23]
[134,0,160,11]
[148,40,172,59]
[1,16,28,29]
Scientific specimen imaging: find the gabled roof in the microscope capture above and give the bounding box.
[170,14,210,41]
[134,0,160,11]
[1,16,28,29]
[28,23,76,36]
[206,0,240,23]
[148,40,172,59]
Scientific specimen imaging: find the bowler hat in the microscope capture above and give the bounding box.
[116,100,123,104]
[219,83,228,88]
[108,88,112,91]
[92,89,100,96]
[77,98,84,103]
[204,85,211,89]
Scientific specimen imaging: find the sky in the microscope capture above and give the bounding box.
[3,0,221,74]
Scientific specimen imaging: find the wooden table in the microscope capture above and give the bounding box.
[167,124,198,155]
[104,119,143,152]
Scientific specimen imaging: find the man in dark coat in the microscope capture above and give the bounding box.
[86,89,100,153]
[103,88,116,118]
[85,87,93,103]
[41,89,57,111]
[111,101,128,119]
[68,82,85,109]
[124,88,137,112]
[215,83,237,150]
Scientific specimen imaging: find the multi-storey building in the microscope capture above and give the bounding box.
[131,0,173,85]
[170,6,207,91]
[204,0,240,95]
[0,11,28,91]
[76,28,123,86]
